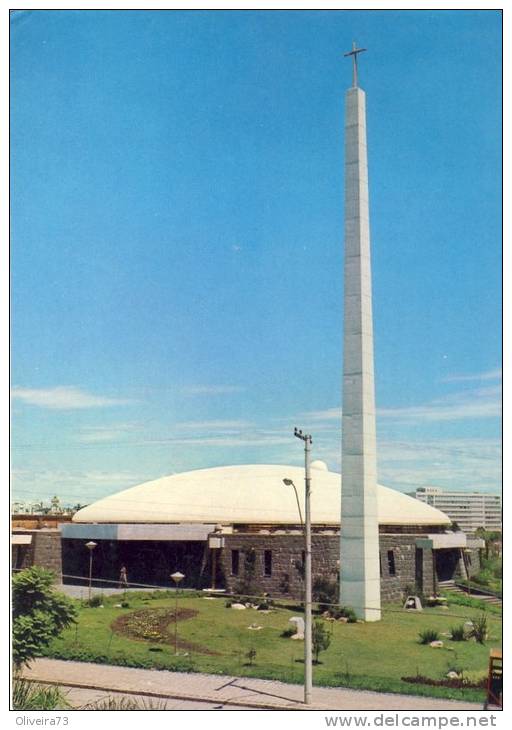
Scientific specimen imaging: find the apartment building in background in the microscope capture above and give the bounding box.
[410,487,502,534]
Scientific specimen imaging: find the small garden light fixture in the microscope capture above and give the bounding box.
[85,541,97,602]
[171,571,185,654]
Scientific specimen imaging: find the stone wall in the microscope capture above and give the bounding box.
[220,532,431,604]
[454,548,481,580]
[379,534,414,602]
[220,533,339,598]
[12,530,62,580]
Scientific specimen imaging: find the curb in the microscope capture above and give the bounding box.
[23,676,326,711]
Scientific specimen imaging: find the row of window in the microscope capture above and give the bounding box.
[230,548,398,578]
[231,548,274,577]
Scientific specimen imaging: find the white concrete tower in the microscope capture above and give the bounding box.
[339,44,381,621]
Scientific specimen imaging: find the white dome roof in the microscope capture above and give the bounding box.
[310,460,329,471]
[73,464,451,527]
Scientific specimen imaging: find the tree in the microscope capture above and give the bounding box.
[475,528,501,559]
[312,619,332,664]
[236,547,257,596]
[12,567,77,669]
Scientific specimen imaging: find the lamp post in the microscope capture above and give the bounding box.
[283,478,304,527]
[85,541,97,602]
[283,426,313,705]
[171,571,185,654]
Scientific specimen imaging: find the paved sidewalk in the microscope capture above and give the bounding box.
[24,659,482,711]
[56,584,169,600]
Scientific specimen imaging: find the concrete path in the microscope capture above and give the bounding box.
[56,584,169,600]
[24,658,482,711]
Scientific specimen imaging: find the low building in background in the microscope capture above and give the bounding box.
[410,487,501,534]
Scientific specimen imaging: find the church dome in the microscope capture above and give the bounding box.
[73,464,451,527]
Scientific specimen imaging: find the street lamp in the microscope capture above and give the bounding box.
[283,478,304,527]
[85,541,97,602]
[283,426,313,706]
[171,571,185,654]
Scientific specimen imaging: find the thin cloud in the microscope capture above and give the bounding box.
[11,386,134,410]
[441,368,502,383]
[181,385,244,396]
[142,433,292,448]
[10,468,150,503]
[303,407,342,422]
[177,420,253,431]
[77,423,140,443]
[376,437,501,493]
[378,392,500,422]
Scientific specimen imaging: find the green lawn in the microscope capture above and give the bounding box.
[45,591,501,702]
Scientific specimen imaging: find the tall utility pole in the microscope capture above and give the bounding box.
[294,427,313,704]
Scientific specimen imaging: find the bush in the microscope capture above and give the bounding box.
[330,606,358,623]
[86,594,103,607]
[418,629,440,645]
[312,620,332,663]
[313,577,337,610]
[245,647,257,666]
[440,591,500,614]
[467,613,488,644]
[235,548,257,596]
[450,624,467,642]
[280,626,296,638]
[12,567,77,669]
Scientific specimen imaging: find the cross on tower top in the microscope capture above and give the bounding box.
[344,42,367,88]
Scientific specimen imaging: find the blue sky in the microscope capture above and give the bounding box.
[10,9,502,505]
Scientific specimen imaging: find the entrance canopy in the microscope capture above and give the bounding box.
[416,533,467,550]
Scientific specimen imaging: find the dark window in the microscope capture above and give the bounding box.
[264,550,272,577]
[387,550,396,576]
[231,549,239,576]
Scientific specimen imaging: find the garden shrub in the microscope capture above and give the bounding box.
[467,613,488,644]
[235,548,257,596]
[280,627,296,638]
[12,567,77,669]
[313,577,337,610]
[330,606,358,623]
[450,624,467,642]
[418,629,440,645]
[440,591,500,614]
[256,601,271,611]
[312,620,331,663]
